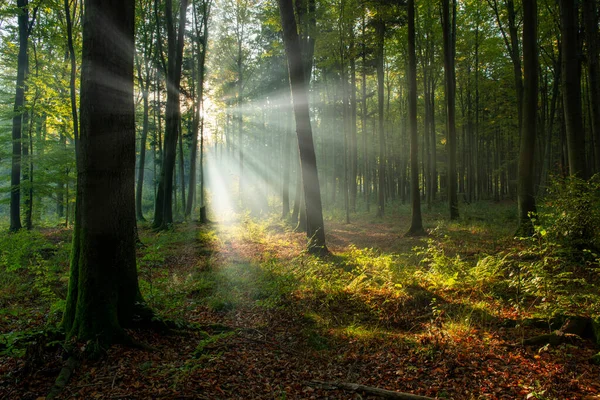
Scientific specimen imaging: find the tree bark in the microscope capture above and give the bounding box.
[186,0,210,219]
[583,0,600,174]
[442,0,459,219]
[153,0,188,229]
[517,0,538,235]
[559,0,587,179]
[278,0,327,254]
[375,14,386,217]
[63,0,148,351]
[10,0,30,232]
[406,0,424,236]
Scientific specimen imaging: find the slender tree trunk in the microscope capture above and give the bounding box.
[187,1,210,219]
[10,0,30,232]
[349,35,358,213]
[136,71,150,221]
[278,0,327,254]
[407,0,424,236]
[583,0,600,173]
[517,0,538,235]
[153,0,188,229]
[361,11,369,211]
[178,118,186,215]
[375,15,385,217]
[442,0,459,219]
[282,108,292,218]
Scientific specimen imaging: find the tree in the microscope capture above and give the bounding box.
[135,0,155,221]
[516,0,537,234]
[559,0,587,179]
[406,0,425,236]
[583,0,600,174]
[10,0,31,232]
[153,0,189,229]
[375,11,386,217]
[186,0,212,221]
[63,0,149,351]
[277,0,327,254]
[442,0,459,219]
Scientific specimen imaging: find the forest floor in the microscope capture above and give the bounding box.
[1,202,600,399]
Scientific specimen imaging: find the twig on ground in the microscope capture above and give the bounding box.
[306,380,435,400]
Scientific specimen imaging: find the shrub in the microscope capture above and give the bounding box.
[538,174,600,253]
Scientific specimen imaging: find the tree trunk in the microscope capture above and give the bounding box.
[187,1,210,219]
[153,0,188,229]
[442,0,459,219]
[375,15,385,217]
[407,0,424,236]
[583,0,600,174]
[559,0,587,179]
[10,0,29,232]
[517,0,538,235]
[349,34,358,213]
[136,69,150,221]
[282,109,292,218]
[63,0,148,352]
[278,0,327,254]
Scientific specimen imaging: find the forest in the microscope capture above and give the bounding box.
[1,0,600,398]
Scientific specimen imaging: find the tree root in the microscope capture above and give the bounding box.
[522,315,600,363]
[46,355,79,400]
[306,381,434,399]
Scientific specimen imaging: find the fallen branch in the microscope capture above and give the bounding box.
[307,380,434,400]
[46,355,79,400]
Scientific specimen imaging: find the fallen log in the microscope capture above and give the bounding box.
[307,380,434,400]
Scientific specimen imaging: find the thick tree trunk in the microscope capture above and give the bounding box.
[63,0,147,352]
[407,0,424,236]
[517,0,538,235]
[559,0,587,179]
[278,0,327,254]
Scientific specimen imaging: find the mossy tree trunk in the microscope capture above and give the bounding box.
[63,0,145,351]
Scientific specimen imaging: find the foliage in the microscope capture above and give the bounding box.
[538,175,600,253]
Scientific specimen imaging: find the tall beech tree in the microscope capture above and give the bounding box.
[406,0,424,236]
[583,0,600,173]
[375,11,386,217]
[186,0,211,221]
[559,0,587,179]
[10,0,30,232]
[135,0,154,221]
[517,0,537,234]
[442,0,459,219]
[63,0,149,349]
[153,0,189,229]
[277,0,327,254]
